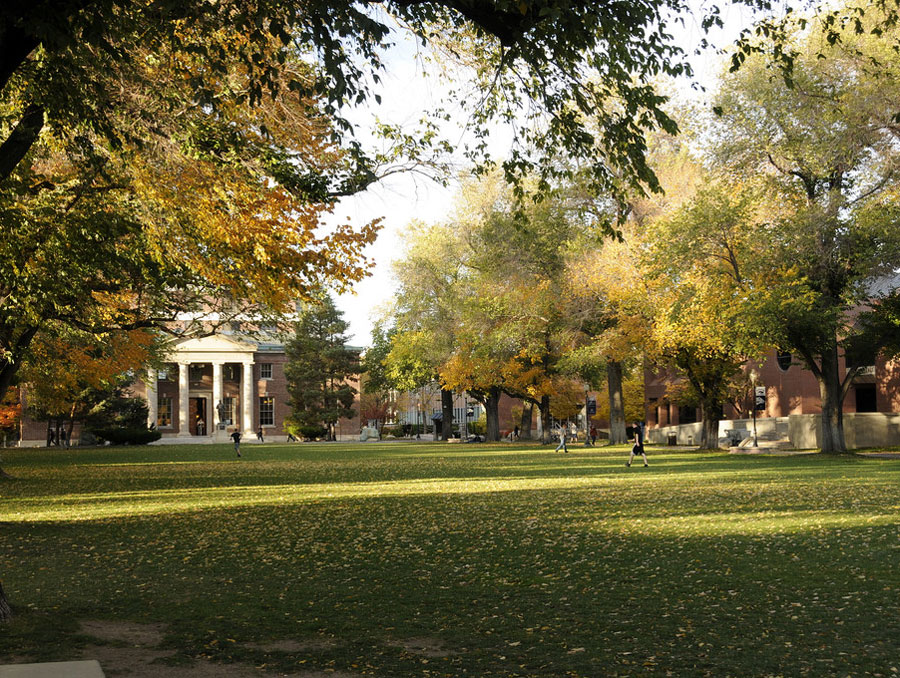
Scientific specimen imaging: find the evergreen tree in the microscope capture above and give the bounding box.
[284,296,359,440]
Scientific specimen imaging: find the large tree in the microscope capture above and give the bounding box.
[388,174,597,442]
[359,324,398,434]
[19,327,162,450]
[385,222,464,440]
[710,14,900,453]
[0,33,380,407]
[638,181,778,448]
[284,295,359,441]
[0,0,731,210]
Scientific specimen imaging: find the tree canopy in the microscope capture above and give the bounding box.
[706,12,900,452]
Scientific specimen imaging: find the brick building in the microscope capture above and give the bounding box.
[644,347,900,448]
[18,332,361,446]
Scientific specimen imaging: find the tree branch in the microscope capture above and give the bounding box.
[0,103,45,184]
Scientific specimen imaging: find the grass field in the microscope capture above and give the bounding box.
[1,442,899,677]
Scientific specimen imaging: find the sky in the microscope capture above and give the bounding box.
[331,4,764,347]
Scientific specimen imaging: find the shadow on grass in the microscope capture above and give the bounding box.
[3,483,900,676]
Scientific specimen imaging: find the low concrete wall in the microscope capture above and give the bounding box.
[840,412,900,449]
[649,413,900,450]
[788,414,821,450]
[646,422,703,446]
[647,418,788,446]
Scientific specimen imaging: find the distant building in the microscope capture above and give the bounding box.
[19,332,361,446]
[644,346,900,448]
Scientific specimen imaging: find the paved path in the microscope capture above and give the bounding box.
[0,661,104,678]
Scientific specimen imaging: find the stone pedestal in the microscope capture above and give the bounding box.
[214,423,230,443]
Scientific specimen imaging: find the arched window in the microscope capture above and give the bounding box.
[776,351,792,372]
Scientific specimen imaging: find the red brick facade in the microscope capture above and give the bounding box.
[644,348,894,431]
[18,335,361,446]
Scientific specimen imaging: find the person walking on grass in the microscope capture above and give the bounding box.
[555,423,569,453]
[231,429,242,457]
[626,420,648,467]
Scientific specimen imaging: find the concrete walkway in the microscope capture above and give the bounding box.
[0,661,104,678]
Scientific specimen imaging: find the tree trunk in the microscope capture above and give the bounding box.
[818,341,848,454]
[539,395,551,444]
[698,401,720,450]
[440,388,454,441]
[519,402,533,440]
[0,580,11,622]
[607,359,628,444]
[484,387,501,442]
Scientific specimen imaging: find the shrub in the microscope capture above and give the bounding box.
[92,428,162,445]
[298,425,327,440]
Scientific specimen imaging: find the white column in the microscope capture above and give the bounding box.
[242,360,254,433]
[146,368,158,429]
[178,362,191,437]
[212,362,224,428]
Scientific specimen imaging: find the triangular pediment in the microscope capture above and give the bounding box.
[167,334,258,362]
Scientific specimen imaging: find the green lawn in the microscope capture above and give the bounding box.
[2,442,899,677]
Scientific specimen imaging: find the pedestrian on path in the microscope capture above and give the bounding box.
[231,429,242,457]
[256,426,265,443]
[626,420,648,467]
[555,423,568,453]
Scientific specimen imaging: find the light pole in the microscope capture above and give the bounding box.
[584,383,592,447]
[750,368,759,448]
[463,394,468,440]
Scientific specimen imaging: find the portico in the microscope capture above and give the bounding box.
[146,335,257,439]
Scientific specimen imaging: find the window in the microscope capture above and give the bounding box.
[157,397,172,428]
[223,397,235,425]
[259,397,274,426]
[855,385,877,413]
[776,351,792,372]
[189,364,205,381]
[678,405,698,425]
[260,363,273,380]
[224,365,238,381]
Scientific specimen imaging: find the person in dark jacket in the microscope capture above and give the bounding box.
[626,420,648,467]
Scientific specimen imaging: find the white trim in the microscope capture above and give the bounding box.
[177,363,191,437]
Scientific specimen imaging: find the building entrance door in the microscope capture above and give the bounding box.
[189,397,208,436]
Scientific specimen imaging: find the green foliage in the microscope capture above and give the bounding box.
[91,428,162,446]
[297,425,328,441]
[84,394,150,432]
[706,13,900,451]
[470,412,487,436]
[284,294,358,438]
[82,390,159,446]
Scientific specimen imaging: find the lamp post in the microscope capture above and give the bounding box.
[463,394,468,440]
[584,383,594,447]
[750,368,759,448]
